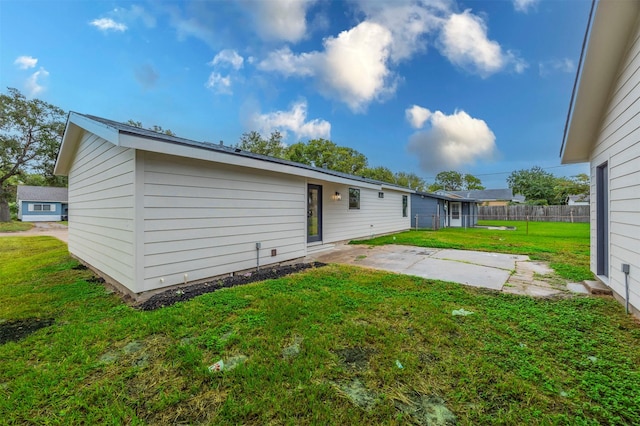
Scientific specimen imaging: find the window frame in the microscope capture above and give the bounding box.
[349,188,360,210]
[402,195,408,217]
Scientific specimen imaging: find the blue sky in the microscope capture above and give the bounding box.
[1,0,591,188]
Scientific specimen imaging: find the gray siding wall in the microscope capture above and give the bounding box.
[590,20,640,311]
[410,195,442,229]
[317,182,411,242]
[142,152,307,291]
[68,132,136,291]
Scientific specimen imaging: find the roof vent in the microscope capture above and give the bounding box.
[219,140,224,146]
[235,148,241,153]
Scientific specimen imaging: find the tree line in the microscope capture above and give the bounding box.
[0,87,589,222]
[235,131,486,192]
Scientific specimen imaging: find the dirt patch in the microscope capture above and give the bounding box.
[0,318,54,345]
[395,392,457,425]
[333,347,375,371]
[334,378,378,411]
[137,262,326,311]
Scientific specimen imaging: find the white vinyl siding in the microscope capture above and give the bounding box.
[319,181,411,243]
[141,152,306,291]
[67,132,136,291]
[589,20,640,311]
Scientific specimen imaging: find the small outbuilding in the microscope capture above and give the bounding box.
[410,192,478,229]
[447,189,525,206]
[17,185,68,222]
[54,113,413,297]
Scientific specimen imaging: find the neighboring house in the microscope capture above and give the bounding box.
[54,113,413,297]
[561,0,640,315]
[446,189,525,206]
[17,185,68,222]
[411,192,478,229]
[567,194,590,206]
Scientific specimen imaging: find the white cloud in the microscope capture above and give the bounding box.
[25,67,49,97]
[513,0,539,13]
[250,0,316,42]
[438,10,526,77]
[258,47,318,77]
[259,21,395,112]
[90,17,127,32]
[407,108,497,172]
[405,105,433,129]
[205,72,232,94]
[250,100,330,140]
[210,50,244,70]
[539,58,575,76]
[14,56,38,70]
[355,0,447,63]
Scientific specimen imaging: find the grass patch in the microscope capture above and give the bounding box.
[353,221,591,281]
[1,237,639,424]
[0,221,33,232]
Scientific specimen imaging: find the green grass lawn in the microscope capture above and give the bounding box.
[353,221,591,281]
[0,221,33,232]
[1,237,639,425]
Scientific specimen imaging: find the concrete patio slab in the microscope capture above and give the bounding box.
[307,243,586,298]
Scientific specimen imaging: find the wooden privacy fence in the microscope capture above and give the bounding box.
[478,205,590,223]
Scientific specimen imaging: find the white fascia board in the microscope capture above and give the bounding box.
[54,113,120,175]
[119,133,396,190]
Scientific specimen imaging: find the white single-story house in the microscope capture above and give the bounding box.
[410,192,478,229]
[561,0,640,315]
[54,113,413,297]
[17,185,68,222]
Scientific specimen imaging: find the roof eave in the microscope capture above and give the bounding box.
[54,112,120,176]
[562,0,640,164]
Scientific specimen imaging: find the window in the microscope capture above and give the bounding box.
[31,204,52,212]
[378,192,384,198]
[402,195,408,217]
[349,188,360,209]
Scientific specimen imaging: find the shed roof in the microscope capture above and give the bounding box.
[55,113,413,193]
[17,185,68,203]
[413,191,477,202]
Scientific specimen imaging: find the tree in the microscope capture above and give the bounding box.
[126,119,176,136]
[0,88,66,221]
[428,171,484,192]
[507,166,557,205]
[463,173,485,190]
[285,138,368,175]
[554,173,589,205]
[235,130,286,158]
[394,171,427,191]
[362,166,395,184]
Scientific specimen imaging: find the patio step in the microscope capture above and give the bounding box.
[582,280,613,295]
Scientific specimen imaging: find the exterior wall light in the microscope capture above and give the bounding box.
[333,192,342,201]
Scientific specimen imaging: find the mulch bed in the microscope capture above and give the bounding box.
[137,262,326,311]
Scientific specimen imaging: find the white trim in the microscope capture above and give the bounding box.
[22,215,62,222]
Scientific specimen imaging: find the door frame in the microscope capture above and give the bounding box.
[450,201,462,227]
[596,162,608,277]
[307,184,323,243]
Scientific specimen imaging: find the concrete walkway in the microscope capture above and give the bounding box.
[307,243,587,297]
[0,222,68,243]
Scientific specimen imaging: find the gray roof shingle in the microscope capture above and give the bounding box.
[17,185,68,203]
